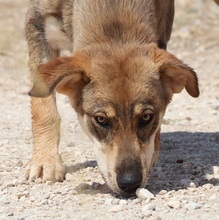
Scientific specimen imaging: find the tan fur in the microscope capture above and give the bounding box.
[214,0,219,5]
[25,0,199,194]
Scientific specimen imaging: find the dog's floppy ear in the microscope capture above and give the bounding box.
[29,51,90,100]
[148,43,199,98]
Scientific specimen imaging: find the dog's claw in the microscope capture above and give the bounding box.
[25,155,66,183]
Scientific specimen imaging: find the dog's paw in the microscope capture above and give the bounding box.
[25,154,66,183]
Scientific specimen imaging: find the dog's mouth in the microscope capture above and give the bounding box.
[98,161,149,196]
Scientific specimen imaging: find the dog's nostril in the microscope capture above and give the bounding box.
[117,172,142,194]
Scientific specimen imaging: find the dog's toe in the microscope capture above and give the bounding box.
[42,163,66,182]
[25,155,66,183]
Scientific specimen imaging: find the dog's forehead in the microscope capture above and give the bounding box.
[82,47,166,115]
[89,52,159,91]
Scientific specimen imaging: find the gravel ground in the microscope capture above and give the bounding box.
[0,0,219,219]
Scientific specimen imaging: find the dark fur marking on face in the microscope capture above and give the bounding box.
[157,40,166,50]
[137,114,159,143]
[102,20,124,41]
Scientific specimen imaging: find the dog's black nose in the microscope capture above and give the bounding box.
[117,171,142,194]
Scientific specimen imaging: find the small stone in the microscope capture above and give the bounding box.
[19,178,27,185]
[131,198,141,204]
[40,199,48,205]
[166,190,175,195]
[16,191,29,199]
[71,190,78,195]
[0,195,9,203]
[142,209,152,217]
[16,160,23,167]
[109,205,123,212]
[49,194,56,200]
[142,198,151,204]
[65,173,74,181]
[188,182,196,188]
[12,179,19,186]
[185,202,201,210]
[111,199,120,205]
[43,194,50,199]
[19,196,26,202]
[167,200,181,209]
[119,199,127,205]
[142,204,156,211]
[82,213,94,220]
[212,166,219,175]
[46,181,53,186]
[159,190,167,195]
[4,180,14,187]
[136,188,154,200]
[209,194,217,200]
[202,183,213,190]
[105,198,113,205]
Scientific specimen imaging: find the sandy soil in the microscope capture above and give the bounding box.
[0,0,219,219]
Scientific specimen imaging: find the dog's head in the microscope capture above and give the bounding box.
[30,43,199,195]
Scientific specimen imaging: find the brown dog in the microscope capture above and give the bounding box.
[25,0,199,195]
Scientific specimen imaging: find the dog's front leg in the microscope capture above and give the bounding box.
[25,94,65,182]
[25,8,65,182]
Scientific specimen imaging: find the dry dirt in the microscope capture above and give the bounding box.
[0,0,219,219]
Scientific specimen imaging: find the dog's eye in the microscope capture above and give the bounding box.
[142,114,151,122]
[140,113,154,125]
[95,115,108,126]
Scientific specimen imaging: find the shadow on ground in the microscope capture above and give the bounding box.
[65,132,219,196]
[147,131,219,194]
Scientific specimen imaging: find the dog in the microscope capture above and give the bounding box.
[25,0,199,195]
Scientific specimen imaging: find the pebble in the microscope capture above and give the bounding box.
[109,205,124,212]
[142,209,152,217]
[159,190,167,195]
[105,198,113,205]
[40,199,48,205]
[184,202,201,210]
[111,199,120,205]
[119,199,127,205]
[202,183,213,190]
[46,181,53,186]
[167,200,181,209]
[209,194,217,200]
[65,173,74,181]
[188,181,197,188]
[16,160,23,167]
[19,196,26,202]
[142,204,156,211]
[131,198,141,204]
[16,191,29,199]
[136,188,154,200]
[212,166,219,175]
[4,180,15,188]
